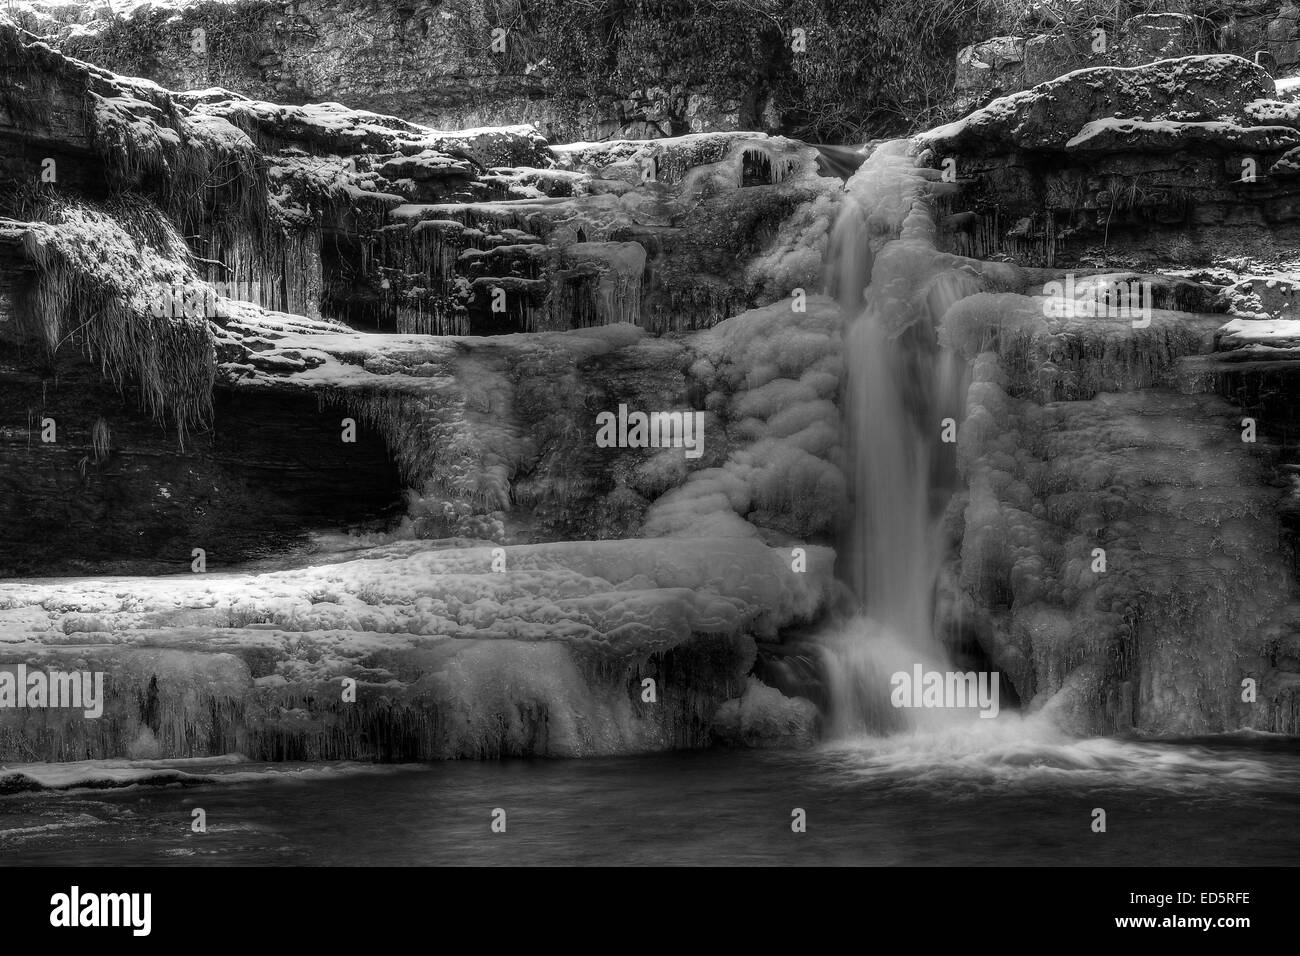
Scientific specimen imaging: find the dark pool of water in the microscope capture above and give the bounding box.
[2,726,1298,866]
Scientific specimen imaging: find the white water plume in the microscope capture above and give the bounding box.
[819,141,975,735]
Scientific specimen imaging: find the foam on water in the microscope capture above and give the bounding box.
[818,714,1289,797]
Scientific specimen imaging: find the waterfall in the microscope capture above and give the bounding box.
[819,141,973,736]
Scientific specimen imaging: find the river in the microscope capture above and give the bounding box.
[3,726,1296,866]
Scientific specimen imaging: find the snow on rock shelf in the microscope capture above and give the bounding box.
[0,538,836,760]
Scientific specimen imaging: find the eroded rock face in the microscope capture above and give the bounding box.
[920,56,1300,269]
[931,55,1275,154]
[1,20,842,340]
[0,22,848,559]
[1117,13,1204,67]
[6,0,786,142]
[370,131,839,335]
[1021,32,1081,89]
[956,3,1297,106]
[955,35,1027,100]
[17,0,565,137]
[1016,12,1205,89]
[0,356,405,577]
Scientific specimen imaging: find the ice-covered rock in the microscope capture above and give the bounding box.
[712,677,818,748]
[0,22,848,553]
[208,290,847,546]
[832,117,1300,736]
[0,538,836,759]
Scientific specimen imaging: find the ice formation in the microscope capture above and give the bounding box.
[0,538,835,759]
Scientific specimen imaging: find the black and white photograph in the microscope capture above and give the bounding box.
[0,0,1294,924]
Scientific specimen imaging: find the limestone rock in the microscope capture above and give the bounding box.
[1022,32,1087,88]
[917,55,1300,268]
[927,55,1276,154]
[955,35,1027,96]
[1117,13,1204,67]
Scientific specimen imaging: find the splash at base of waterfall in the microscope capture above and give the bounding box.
[819,712,1292,796]
[817,615,955,737]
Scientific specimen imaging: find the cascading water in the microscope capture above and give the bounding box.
[819,141,975,736]
[812,142,1272,778]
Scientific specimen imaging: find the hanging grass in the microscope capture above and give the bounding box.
[14,193,217,445]
[91,416,111,462]
[85,90,273,256]
[176,112,271,263]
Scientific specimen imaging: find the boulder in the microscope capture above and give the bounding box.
[925,55,1277,154]
[955,35,1027,96]
[1022,32,1089,87]
[1267,2,1300,71]
[1117,13,1205,67]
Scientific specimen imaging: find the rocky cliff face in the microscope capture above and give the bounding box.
[0,356,406,577]
[904,54,1300,735]
[956,2,1300,108]
[9,0,572,136]
[0,18,843,757]
[1,16,845,546]
[4,0,992,143]
[924,54,1300,267]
